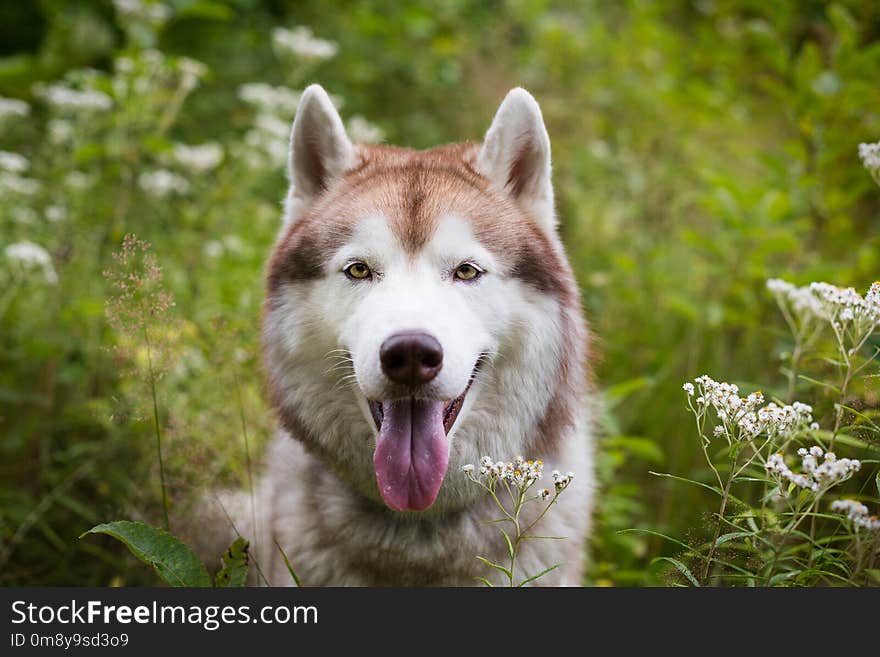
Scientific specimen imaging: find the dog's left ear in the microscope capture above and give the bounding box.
[287,84,355,207]
[477,88,555,232]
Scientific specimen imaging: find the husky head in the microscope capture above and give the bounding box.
[263,85,586,513]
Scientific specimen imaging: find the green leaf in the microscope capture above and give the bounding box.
[500,529,514,560]
[649,471,723,496]
[767,571,797,586]
[473,576,494,587]
[275,540,302,587]
[214,537,249,587]
[475,555,512,578]
[517,563,561,587]
[604,377,653,406]
[81,521,210,587]
[617,528,696,554]
[652,557,700,587]
[714,531,754,548]
[175,1,234,21]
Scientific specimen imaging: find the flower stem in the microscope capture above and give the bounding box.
[144,326,169,531]
[701,473,733,585]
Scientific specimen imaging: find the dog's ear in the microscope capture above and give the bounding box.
[477,88,555,232]
[287,84,354,207]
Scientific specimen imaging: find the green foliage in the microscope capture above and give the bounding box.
[82,521,211,587]
[215,536,249,587]
[1,0,879,585]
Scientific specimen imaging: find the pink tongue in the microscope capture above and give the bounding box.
[373,399,449,511]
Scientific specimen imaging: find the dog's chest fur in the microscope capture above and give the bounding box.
[244,433,591,586]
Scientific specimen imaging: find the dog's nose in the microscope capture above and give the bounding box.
[380,332,443,385]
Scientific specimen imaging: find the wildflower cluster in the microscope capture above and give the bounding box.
[810,281,880,328]
[831,500,880,532]
[138,170,190,198]
[236,36,382,169]
[272,26,339,61]
[4,242,58,285]
[472,455,545,490]
[684,375,814,443]
[767,278,826,323]
[462,455,575,586]
[767,278,880,334]
[33,82,113,113]
[171,142,224,173]
[765,446,861,493]
[0,96,30,120]
[859,140,880,184]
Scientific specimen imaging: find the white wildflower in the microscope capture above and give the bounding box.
[538,488,551,500]
[65,171,96,190]
[858,141,880,172]
[48,119,74,144]
[45,205,67,223]
[172,142,224,173]
[0,173,41,195]
[272,26,339,61]
[5,241,58,284]
[831,499,880,532]
[243,113,291,168]
[682,382,695,396]
[0,96,30,119]
[767,447,860,493]
[34,83,112,112]
[238,83,301,115]
[810,281,880,326]
[461,464,474,474]
[203,241,223,259]
[766,278,826,322]
[0,151,29,173]
[687,374,810,441]
[138,169,190,197]
[177,57,208,92]
[552,470,573,492]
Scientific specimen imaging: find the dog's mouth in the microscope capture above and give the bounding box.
[367,378,473,437]
[368,365,480,513]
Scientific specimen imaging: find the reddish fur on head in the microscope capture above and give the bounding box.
[267,143,572,301]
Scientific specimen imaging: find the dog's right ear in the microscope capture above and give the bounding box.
[287,84,354,211]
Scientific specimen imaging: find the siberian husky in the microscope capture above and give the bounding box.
[197,84,595,586]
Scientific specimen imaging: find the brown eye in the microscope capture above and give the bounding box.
[454,263,482,281]
[344,262,372,280]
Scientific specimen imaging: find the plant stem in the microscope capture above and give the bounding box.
[144,326,170,531]
[764,498,817,584]
[234,373,258,578]
[701,473,733,585]
[786,340,802,403]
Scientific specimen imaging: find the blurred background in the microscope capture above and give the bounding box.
[1,0,879,586]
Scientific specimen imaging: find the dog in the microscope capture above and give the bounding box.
[197,84,595,586]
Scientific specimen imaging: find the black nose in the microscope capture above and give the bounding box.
[380,332,443,385]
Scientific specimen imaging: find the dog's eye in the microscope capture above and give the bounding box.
[344,262,372,280]
[454,263,482,281]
